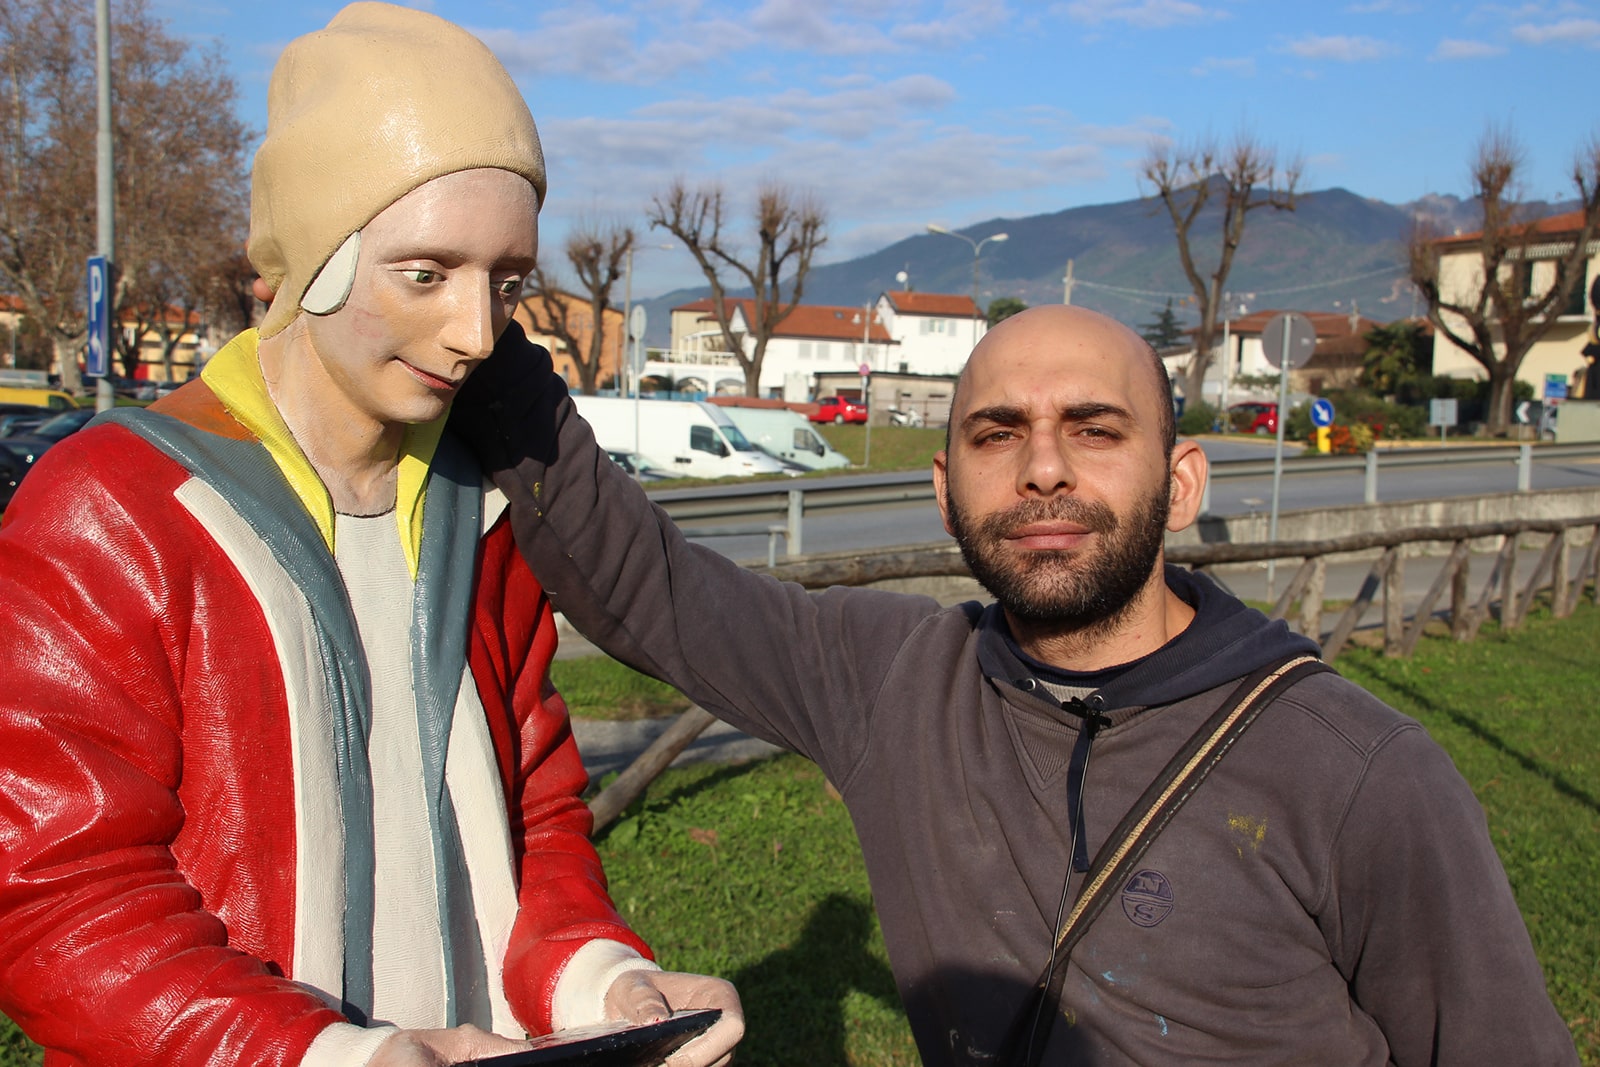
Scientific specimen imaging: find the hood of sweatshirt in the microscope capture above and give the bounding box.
[976,564,1321,715]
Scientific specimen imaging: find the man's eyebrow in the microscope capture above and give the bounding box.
[961,401,1135,432]
[1060,401,1134,423]
[961,404,1027,431]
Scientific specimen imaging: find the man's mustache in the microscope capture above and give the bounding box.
[976,496,1118,539]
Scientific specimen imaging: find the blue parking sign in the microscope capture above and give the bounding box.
[86,256,110,378]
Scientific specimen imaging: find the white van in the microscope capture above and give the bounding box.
[715,405,851,471]
[571,395,789,479]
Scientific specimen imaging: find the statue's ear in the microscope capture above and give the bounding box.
[301,232,361,316]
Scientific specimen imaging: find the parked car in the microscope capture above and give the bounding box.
[606,450,686,482]
[0,407,96,476]
[1228,401,1278,435]
[809,396,868,424]
[0,402,58,438]
[0,447,19,511]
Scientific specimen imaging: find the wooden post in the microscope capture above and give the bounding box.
[1553,529,1572,619]
[1575,524,1600,607]
[1465,538,1516,642]
[1517,531,1564,624]
[1323,548,1396,661]
[1270,558,1318,621]
[1383,552,1405,657]
[1449,543,1471,641]
[1404,541,1470,657]
[1301,557,1326,645]
[589,705,717,833]
[1500,535,1520,628]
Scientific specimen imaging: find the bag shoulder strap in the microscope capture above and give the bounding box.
[1005,652,1332,1066]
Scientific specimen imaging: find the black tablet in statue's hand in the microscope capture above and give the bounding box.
[458,1009,722,1066]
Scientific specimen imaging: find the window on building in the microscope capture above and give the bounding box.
[817,342,831,361]
[1563,262,1589,316]
[798,342,812,360]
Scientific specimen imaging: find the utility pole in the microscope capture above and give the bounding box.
[1062,259,1075,306]
[93,0,115,410]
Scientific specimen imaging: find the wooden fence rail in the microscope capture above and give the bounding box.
[588,514,1600,829]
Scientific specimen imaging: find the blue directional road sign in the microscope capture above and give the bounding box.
[1310,398,1335,428]
[86,255,110,378]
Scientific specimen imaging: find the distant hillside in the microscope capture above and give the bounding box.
[637,187,1577,346]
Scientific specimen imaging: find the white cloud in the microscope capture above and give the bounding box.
[1282,34,1398,61]
[1511,17,1600,44]
[1343,0,1420,12]
[893,0,1013,47]
[1191,55,1257,76]
[1075,118,1176,148]
[1430,37,1507,58]
[1053,0,1220,29]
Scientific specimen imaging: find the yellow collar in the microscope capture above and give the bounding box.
[200,330,446,578]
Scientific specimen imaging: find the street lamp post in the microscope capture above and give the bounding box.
[926,224,1008,349]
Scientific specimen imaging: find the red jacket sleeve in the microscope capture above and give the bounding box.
[0,431,342,1067]
[469,516,653,1036]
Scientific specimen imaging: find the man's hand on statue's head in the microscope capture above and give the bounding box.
[370,1025,531,1066]
[602,968,745,1067]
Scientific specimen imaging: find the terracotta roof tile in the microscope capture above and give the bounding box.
[882,291,982,317]
[674,298,893,342]
[1434,208,1594,247]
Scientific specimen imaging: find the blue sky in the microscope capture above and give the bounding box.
[159,0,1598,298]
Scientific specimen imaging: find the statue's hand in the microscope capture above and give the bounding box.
[602,968,745,1067]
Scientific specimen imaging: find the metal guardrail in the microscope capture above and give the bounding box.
[659,443,1600,557]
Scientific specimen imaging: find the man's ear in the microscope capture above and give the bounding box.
[1165,439,1208,532]
[933,449,955,537]
[252,277,275,303]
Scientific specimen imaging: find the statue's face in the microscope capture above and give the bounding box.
[303,167,538,429]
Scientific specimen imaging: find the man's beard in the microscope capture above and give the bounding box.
[947,481,1170,632]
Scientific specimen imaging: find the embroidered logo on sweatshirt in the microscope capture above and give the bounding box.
[1121,869,1174,927]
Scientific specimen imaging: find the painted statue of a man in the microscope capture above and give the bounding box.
[0,5,741,1066]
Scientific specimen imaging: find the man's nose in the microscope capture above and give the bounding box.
[1017,429,1075,495]
[440,277,496,361]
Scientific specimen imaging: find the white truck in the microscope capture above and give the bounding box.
[570,395,789,479]
[714,404,851,471]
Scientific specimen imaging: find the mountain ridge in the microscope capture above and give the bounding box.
[635,188,1575,348]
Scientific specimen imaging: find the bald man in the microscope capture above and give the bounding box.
[456,306,1576,1066]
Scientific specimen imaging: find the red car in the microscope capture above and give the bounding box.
[810,396,868,424]
[1228,401,1278,435]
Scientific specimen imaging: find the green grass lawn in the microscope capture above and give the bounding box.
[813,424,943,471]
[550,656,691,721]
[2,601,1595,1064]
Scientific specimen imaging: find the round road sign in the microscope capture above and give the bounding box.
[1262,312,1317,371]
[1310,398,1335,427]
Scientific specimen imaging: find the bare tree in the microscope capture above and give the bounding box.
[649,181,826,396]
[0,0,249,391]
[1141,135,1300,402]
[1409,127,1600,436]
[524,224,633,396]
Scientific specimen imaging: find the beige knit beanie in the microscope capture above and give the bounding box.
[249,1,546,338]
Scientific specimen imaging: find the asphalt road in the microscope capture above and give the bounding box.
[685,440,1600,563]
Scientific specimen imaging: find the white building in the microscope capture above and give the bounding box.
[872,291,987,375]
[663,291,985,397]
[663,297,894,398]
[1427,209,1597,396]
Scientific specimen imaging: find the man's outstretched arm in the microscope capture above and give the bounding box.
[449,322,942,783]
